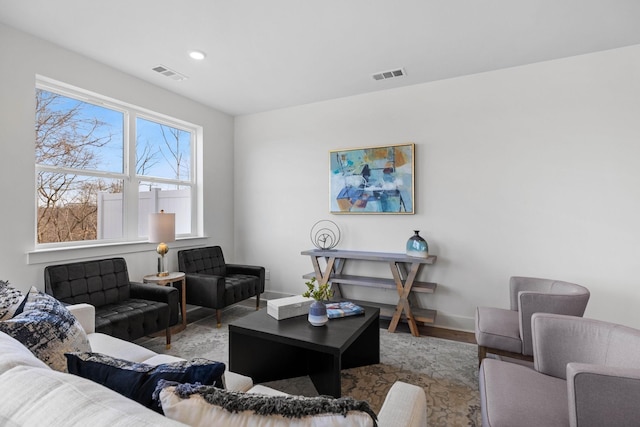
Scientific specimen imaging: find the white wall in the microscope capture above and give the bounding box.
[234,45,640,331]
[0,23,235,291]
[2,22,639,332]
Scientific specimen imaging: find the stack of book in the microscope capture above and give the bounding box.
[326,301,364,319]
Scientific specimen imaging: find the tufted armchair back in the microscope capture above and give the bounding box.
[44,258,131,307]
[178,246,227,277]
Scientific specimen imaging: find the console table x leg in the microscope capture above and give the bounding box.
[310,256,343,299]
[388,262,421,337]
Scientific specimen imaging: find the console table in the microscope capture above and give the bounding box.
[301,249,437,337]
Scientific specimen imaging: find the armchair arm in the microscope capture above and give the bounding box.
[532,313,612,379]
[184,273,226,309]
[567,363,640,427]
[226,264,263,275]
[377,381,427,427]
[130,282,180,326]
[227,264,265,282]
[67,303,95,334]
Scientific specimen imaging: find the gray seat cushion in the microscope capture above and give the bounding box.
[479,358,568,427]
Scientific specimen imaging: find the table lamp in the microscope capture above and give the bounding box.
[148,210,175,277]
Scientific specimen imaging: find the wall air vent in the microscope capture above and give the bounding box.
[372,68,406,81]
[152,65,188,81]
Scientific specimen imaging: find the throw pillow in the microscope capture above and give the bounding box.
[0,281,25,321]
[155,381,378,427]
[66,352,226,413]
[0,286,91,372]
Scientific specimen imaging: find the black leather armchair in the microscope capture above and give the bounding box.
[44,257,179,346]
[178,246,265,327]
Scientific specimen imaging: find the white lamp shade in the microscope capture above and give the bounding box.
[148,212,175,243]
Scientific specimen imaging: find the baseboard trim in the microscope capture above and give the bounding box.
[378,318,476,344]
[258,291,294,301]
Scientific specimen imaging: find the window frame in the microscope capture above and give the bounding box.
[34,76,201,250]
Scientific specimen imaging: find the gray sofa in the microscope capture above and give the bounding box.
[479,313,640,427]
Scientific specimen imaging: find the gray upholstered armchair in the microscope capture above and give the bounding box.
[177,246,265,327]
[475,276,590,364]
[479,313,640,427]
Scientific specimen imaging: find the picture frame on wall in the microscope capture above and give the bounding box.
[329,143,415,214]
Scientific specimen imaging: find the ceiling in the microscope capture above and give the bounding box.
[2,1,640,116]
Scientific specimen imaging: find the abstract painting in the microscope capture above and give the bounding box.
[330,143,414,214]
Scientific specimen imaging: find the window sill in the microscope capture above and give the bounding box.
[27,236,208,265]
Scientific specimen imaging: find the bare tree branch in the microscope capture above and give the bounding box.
[35,89,117,243]
[159,125,189,181]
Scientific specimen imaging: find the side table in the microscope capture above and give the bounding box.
[143,272,187,333]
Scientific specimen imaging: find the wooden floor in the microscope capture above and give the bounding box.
[379,318,477,344]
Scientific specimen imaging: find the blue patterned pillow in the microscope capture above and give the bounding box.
[0,281,25,321]
[66,352,226,413]
[0,286,91,371]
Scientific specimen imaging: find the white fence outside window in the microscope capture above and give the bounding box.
[97,188,190,239]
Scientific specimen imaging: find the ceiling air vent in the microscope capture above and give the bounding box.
[152,65,188,81]
[372,68,406,81]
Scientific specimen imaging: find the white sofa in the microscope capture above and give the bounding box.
[0,303,427,427]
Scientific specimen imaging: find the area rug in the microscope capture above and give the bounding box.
[136,305,481,426]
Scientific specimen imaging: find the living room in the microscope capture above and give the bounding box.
[1,1,639,332]
[1,2,640,425]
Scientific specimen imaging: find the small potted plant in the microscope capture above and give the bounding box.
[303,277,333,326]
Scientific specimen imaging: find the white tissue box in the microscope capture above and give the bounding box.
[267,295,314,320]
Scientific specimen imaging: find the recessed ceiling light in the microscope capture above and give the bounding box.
[189,50,206,60]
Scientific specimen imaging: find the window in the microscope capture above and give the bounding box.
[35,78,199,246]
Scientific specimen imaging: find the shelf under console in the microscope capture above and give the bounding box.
[302,248,438,337]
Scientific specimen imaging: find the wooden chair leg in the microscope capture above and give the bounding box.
[256,293,261,310]
[216,310,222,328]
[165,327,172,350]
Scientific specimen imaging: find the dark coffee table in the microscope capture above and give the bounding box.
[228,305,380,397]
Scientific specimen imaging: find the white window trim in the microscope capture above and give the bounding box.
[33,76,203,256]
[26,236,209,266]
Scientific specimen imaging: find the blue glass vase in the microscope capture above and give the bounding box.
[308,301,328,326]
[406,230,429,258]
